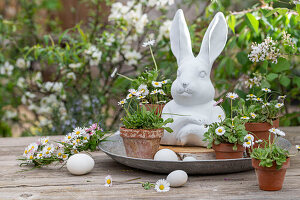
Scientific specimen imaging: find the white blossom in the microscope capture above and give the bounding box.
[0,62,14,76]
[16,58,30,69]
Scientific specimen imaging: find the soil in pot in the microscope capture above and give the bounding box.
[245,119,279,149]
[120,127,164,159]
[252,158,290,191]
[212,143,245,159]
[141,104,165,117]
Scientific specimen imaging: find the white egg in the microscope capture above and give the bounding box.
[183,156,197,161]
[67,153,95,175]
[154,149,178,161]
[166,170,188,187]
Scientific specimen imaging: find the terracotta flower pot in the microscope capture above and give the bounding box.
[120,127,164,159]
[141,104,165,117]
[245,119,279,148]
[252,158,290,191]
[212,143,245,159]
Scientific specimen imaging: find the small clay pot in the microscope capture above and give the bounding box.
[120,127,164,159]
[252,158,290,191]
[245,119,279,149]
[141,104,165,117]
[212,143,245,159]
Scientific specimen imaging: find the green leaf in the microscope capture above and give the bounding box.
[279,75,290,87]
[228,15,236,34]
[271,57,290,73]
[261,79,271,88]
[236,52,248,66]
[266,73,278,81]
[164,127,173,133]
[245,13,259,34]
[277,8,288,15]
[265,9,278,17]
[294,76,300,88]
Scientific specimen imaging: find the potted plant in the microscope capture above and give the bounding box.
[117,40,172,116]
[119,99,173,159]
[203,93,249,159]
[236,75,285,148]
[250,128,294,191]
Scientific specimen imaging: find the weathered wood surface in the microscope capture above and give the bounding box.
[0,127,299,200]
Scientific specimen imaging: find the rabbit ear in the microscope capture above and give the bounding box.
[170,9,194,65]
[197,12,228,66]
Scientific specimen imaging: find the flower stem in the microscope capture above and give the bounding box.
[117,73,134,81]
[149,46,158,71]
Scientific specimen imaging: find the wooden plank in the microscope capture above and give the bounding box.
[0,127,300,199]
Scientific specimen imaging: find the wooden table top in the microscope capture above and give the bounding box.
[1,127,300,200]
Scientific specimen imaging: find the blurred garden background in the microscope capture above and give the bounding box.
[0,0,299,137]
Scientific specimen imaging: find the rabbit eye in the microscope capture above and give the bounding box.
[199,71,207,78]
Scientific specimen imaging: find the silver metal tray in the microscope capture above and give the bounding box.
[99,133,253,175]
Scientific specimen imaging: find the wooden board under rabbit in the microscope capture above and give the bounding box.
[159,145,216,160]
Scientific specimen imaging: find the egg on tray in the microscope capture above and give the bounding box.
[154,149,178,161]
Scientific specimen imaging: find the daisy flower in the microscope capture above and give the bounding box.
[269,128,276,134]
[246,94,256,98]
[40,137,49,145]
[138,84,149,96]
[26,153,35,162]
[158,89,166,95]
[142,39,155,47]
[254,97,263,102]
[62,154,68,160]
[262,102,270,108]
[154,179,170,192]
[161,80,168,84]
[215,126,225,136]
[36,152,44,159]
[126,93,133,99]
[150,89,158,95]
[128,89,139,96]
[118,99,127,106]
[243,140,252,148]
[226,92,239,100]
[73,127,85,137]
[256,139,263,144]
[275,103,284,108]
[241,116,250,120]
[56,150,64,159]
[23,147,30,157]
[244,134,254,141]
[152,81,162,88]
[278,95,286,100]
[137,96,146,99]
[105,175,112,187]
[296,145,300,151]
[275,129,286,137]
[82,134,90,143]
[27,143,38,153]
[250,113,256,119]
[64,133,73,142]
[262,88,271,93]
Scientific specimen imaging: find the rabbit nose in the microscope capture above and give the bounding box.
[182,82,189,88]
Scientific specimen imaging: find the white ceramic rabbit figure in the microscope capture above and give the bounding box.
[161,9,228,146]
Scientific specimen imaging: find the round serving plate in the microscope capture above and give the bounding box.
[99,133,253,175]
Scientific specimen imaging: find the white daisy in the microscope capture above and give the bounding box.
[138,84,149,96]
[126,93,133,99]
[150,89,158,95]
[155,179,170,192]
[82,134,90,143]
[62,154,68,160]
[105,175,112,187]
[73,127,85,137]
[128,89,140,96]
[152,81,162,88]
[262,102,270,108]
[246,94,256,98]
[40,137,49,145]
[278,95,286,100]
[142,39,155,47]
[161,80,168,84]
[262,88,271,93]
[23,147,30,157]
[158,89,166,95]
[296,145,300,151]
[244,134,254,141]
[226,92,239,100]
[137,96,146,99]
[256,139,263,144]
[36,152,44,159]
[243,140,252,148]
[27,143,38,153]
[254,97,263,102]
[269,128,277,134]
[118,99,127,106]
[241,116,250,120]
[26,153,35,161]
[275,129,286,137]
[275,103,284,108]
[56,149,64,159]
[215,126,225,136]
[250,112,257,119]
